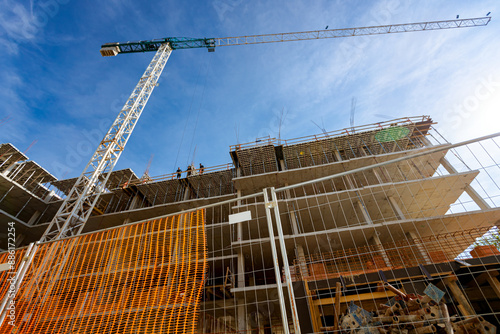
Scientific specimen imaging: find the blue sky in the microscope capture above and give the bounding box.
[0,0,499,180]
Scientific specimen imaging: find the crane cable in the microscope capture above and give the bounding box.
[186,54,212,166]
[172,55,208,171]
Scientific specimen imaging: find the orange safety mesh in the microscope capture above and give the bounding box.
[0,210,207,334]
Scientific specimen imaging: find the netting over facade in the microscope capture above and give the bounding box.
[0,210,207,334]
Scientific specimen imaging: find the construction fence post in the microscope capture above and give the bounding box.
[263,188,291,333]
[270,187,302,334]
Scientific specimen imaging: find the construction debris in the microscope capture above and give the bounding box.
[338,284,497,334]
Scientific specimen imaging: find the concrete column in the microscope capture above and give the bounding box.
[288,203,300,235]
[388,196,406,220]
[295,244,308,279]
[359,146,367,157]
[406,231,432,265]
[237,252,245,288]
[128,194,141,210]
[43,190,56,201]
[15,234,25,247]
[237,251,247,331]
[283,183,300,235]
[27,210,41,226]
[235,166,247,331]
[183,187,190,201]
[345,175,356,189]
[334,150,342,162]
[359,147,385,183]
[236,168,243,241]
[357,200,372,225]
[420,136,433,147]
[237,303,247,332]
[279,159,286,171]
[371,233,391,267]
[1,162,17,177]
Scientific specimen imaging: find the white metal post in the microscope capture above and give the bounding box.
[263,189,290,333]
[0,243,38,326]
[270,187,302,334]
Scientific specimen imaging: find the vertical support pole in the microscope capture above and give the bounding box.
[444,276,475,316]
[295,245,308,280]
[357,199,391,267]
[236,168,243,242]
[263,189,291,334]
[270,187,302,334]
[1,162,17,177]
[334,281,342,331]
[0,242,38,326]
[283,181,300,235]
[357,200,372,224]
[485,273,500,299]
[237,252,245,288]
[371,233,391,267]
[304,282,322,333]
[334,150,342,162]
[440,303,454,334]
[236,167,246,332]
[388,196,406,220]
[128,194,141,210]
[237,303,246,332]
[183,186,190,201]
[27,210,41,226]
[407,231,432,265]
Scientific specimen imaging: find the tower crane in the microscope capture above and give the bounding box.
[40,16,490,243]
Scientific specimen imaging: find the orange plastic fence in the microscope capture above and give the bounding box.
[0,210,207,334]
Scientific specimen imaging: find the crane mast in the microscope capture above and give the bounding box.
[40,44,172,241]
[41,16,490,242]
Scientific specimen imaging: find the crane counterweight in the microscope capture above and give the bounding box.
[100,46,120,57]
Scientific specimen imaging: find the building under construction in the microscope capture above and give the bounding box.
[0,115,499,333]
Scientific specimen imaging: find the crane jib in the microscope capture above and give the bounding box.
[99,16,490,57]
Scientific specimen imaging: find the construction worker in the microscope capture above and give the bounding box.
[199,163,204,174]
[176,167,182,179]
